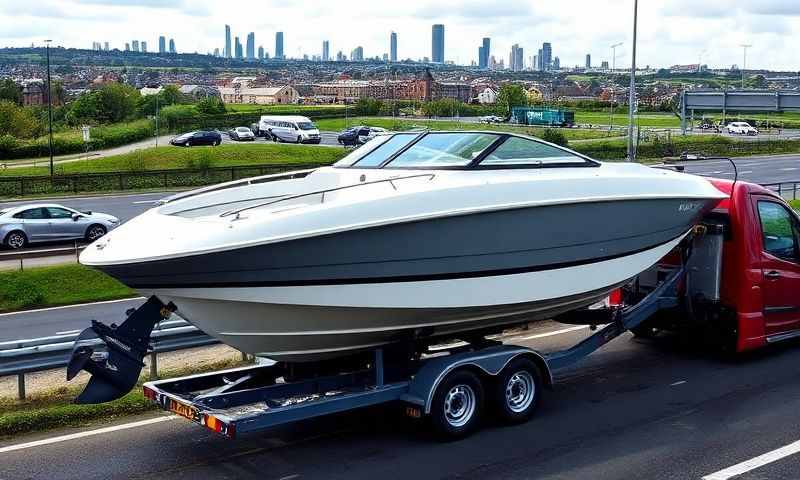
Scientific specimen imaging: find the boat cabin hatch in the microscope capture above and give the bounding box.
[333,131,600,170]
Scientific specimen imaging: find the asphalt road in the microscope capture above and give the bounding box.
[3,322,800,479]
[0,297,145,341]
[662,154,800,185]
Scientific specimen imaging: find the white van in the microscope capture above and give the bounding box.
[257,115,321,144]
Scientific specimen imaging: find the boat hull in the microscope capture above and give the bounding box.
[144,234,685,361]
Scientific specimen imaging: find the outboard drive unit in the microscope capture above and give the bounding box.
[66,296,175,404]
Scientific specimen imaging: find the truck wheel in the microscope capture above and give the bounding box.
[493,358,541,424]
[429,369,484,440]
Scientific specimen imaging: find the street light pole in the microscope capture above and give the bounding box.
[739,44,752,89]
[45,39,54,177]
[609,42,623,131]
[627,0,638,162]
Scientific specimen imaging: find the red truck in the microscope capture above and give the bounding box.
[626,178,800,353]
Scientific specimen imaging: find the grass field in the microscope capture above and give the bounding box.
[0,264,135,313]
[225,104,346,113]
[791,199,800,211]
[575,111,681,128]
[1,144,348,177]
[314,117,619,141]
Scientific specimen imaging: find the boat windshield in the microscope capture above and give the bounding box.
[334,132,594,169]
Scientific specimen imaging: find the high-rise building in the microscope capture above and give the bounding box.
[390,31,397,62]
[159,36,166,54]
[533,55,538,71]
[246,32,255,60]
[509,44,523,71]
[585,54,591,69]
[225,25,232,58]
[104,42,109,51]
[214,47,220,57]
[258,45,264,60]
[275,32,284,59]
[431,24,444,63]
[553,56,560,70]
[537,49,543,70]
[132,40,139,52]
[323,40,330,61]
[351,46,364,61]
[234,37,243,59]
[169,38,175,54]
[541,42,552,71]
[125,42,130,51]
[141,41,147,53]
[479,37,490,69]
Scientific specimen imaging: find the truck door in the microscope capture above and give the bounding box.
[755,198,800,336]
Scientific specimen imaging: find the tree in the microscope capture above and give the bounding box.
[96,82,140,123]
[195,96,226,115]
[160,84,184,105]
[0,79,22,105]
[66,91,101,125]
[0,100,42,138]
[353,98,383,116]
[495,84,528,116]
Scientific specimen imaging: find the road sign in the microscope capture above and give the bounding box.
[81,125,90,142]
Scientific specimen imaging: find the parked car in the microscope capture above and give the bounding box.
[726,122,758,136]
[170,131,222,147]
[337,126,388,146]
[228,126,255,141]
[479,115,505,123]
[257,116,321,144]
[0,204,120,249]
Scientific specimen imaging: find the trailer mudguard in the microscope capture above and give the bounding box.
[401,345,551,414]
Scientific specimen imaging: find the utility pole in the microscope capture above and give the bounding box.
[627,0,638,162]
[45,40,54,177]
[154,91,159,147]
[739,44,752,89]
[609,42,623,131]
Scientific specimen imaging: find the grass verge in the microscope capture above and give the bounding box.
[0,264,136,313]
[1,144,348,177]
[0,356,246,438]
[790,199,799,211]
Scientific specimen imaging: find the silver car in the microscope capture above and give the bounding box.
[0,203,120,249]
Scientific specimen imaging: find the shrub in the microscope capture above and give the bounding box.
[542,129,569,147]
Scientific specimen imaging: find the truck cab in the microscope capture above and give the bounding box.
[636,179,800,352]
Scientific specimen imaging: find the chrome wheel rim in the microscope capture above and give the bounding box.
[87,227,105,241]
[7,233,24,249]
[505,371,535,413]
[444,384,475,428]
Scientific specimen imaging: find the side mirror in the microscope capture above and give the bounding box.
[72,213,82,221]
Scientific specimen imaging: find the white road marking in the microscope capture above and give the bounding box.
[132,200,159,204]
[0,297,146,317]
[0,416,177,455]
[738,170,753,175]
[702,439,800,480]
[780,167,798,171]
[55,329,81,335]
[670,380,686,386]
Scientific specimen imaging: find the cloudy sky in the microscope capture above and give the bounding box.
[2,0,799,71]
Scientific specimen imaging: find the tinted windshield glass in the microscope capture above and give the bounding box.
[297,122,316,130]
[236,127,249,132]
[334,133,418,168]
[480,136,588,166]
[385,133,498,168]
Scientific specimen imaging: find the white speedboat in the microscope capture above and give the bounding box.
[80,131,727,361]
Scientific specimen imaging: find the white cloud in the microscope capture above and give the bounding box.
[0,0,798,70]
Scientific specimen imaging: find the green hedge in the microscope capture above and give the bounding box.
[574,136,800,160]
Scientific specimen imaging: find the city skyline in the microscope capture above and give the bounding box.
[3,1,800,70]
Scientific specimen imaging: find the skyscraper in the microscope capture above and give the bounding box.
[390,32,397,62]
[246,32,255,60]
[537,49,543,70]
[225,25,232,58]
[141,41,147,53]
[275,32,284,59]
[132,40,139,52]
[541,42,552,71]
[479,37,490,69]
[125,43,130,51]
[159,36,166,54]
[258,46,264,60]
[323,40,330,61]
[169,38,175,54]
[351,46,364,61]
[509,44,523,71]
[431,24,444,63]
[104,42,109,51]
[553,56,560,70]
[585,54,591,69]
[234,37,242,59]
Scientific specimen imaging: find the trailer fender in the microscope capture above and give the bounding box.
[401,345,551,415]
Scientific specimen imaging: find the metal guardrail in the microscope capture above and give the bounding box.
[0,244,86,270]
[762,181,800,201]
[0,318,219,400]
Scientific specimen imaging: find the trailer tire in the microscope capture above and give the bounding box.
[493,358,541,424]
[429,369,484,440]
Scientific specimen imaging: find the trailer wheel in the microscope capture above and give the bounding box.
[493,358,541,424]
[430,369,484,440]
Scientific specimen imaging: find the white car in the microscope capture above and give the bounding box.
[726,122,758,136]
[479,115,504,124]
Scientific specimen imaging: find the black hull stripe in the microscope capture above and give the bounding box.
[122,234,684,289]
